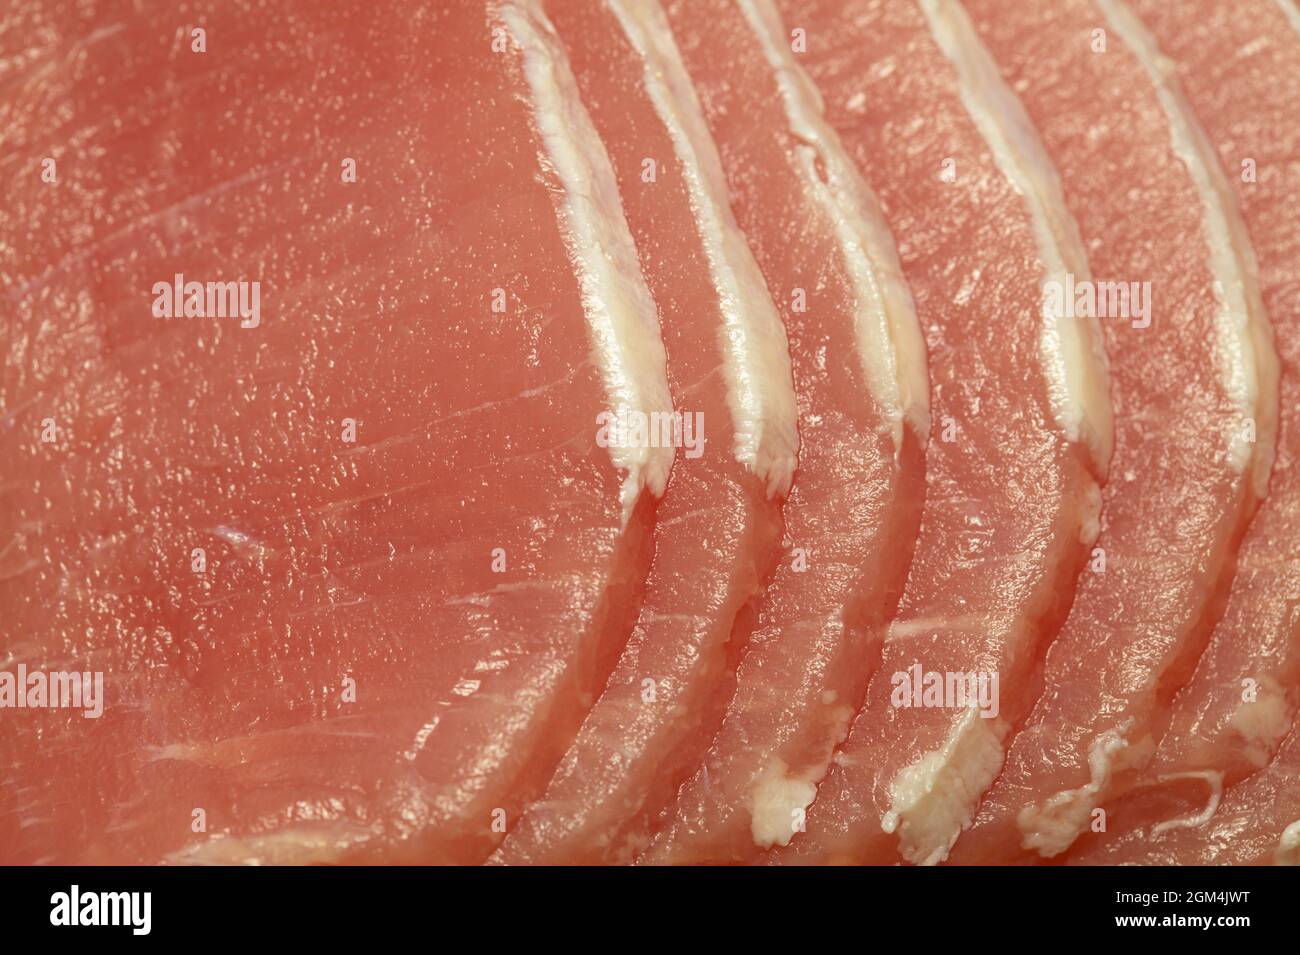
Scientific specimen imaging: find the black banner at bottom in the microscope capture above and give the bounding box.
[0,865,1287,942]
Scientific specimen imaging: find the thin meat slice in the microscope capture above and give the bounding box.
[1125,0,1300,797]
[771,0,1113,866]
[643,0,930,865]
[950,0,1280,865]
[492,0,799,865]
[1057,0,1300,861]
[0,0,674,864]
[1072,716,1300,865]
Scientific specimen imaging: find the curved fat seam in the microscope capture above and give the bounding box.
[919,0,1113,475]
[749,756,820,849]
[737,0,931,453]
[500,0,676,522]
[1099,0,1280,495]
[1147,770,1224,836]
[1017,719,1134,857]
[748,697,855,848]
[882,707,1008,865]
[606,0,799,498]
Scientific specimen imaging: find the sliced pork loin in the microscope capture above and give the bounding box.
[492,0,799,865]
[1121,0,1300,801]
[0,0,674,864]
[1064,0,1300,863]
[2,0,1295,869]
[642,0,930,865]
[769,0,1113,866]
[950,0,1280,866]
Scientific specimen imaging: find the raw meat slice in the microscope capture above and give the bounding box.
[492,0,799,865]
[0,0,675,864]
[950,0,1280,865]
[770,0,1113,866]
[1123,0,1300,795]
[1070,716,1300,865]
[643,0,930,865]
[1053,0,1300,860]
[4,0,1295,870]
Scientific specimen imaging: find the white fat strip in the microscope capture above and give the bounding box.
[500,0,676,520]
[1099,0,1279,494]
[606,0,800,497]
[920,0,1114,475]
[738,0,931,453]
[1018,720,1134,857]
[882,706,1008,865]
[1149,770,1224,836]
